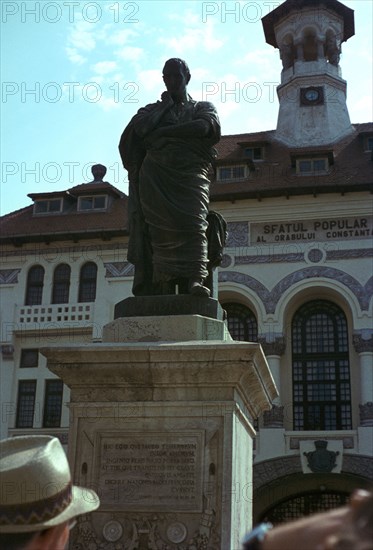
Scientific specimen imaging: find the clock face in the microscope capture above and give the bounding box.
[300,87,324,106]
[305,89,319,101]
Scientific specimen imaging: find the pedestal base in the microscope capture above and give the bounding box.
[42,339,277,549]
[103,315,232,342]
[114,295,225,320]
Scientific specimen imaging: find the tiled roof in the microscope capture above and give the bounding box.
[1,124,372,242]
[1,182,129,244]
[210,123,373,201]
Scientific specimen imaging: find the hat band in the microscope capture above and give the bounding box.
[0,482,72,527]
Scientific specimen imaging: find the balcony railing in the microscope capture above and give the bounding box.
[15,303,94,327]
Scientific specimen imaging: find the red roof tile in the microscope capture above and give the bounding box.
[1,183,129,244]
[210,123,373,201]
[1,124,372,242]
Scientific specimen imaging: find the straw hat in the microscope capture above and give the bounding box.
[0,435,99,533]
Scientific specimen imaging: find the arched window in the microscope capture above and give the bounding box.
[303,29,318,61]
[78,262,97,303]
[224,302,258,342]
[52,264,71,304]
[292,300,352,431]
[25,265,44,305]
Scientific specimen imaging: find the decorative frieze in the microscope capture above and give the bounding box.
[232,248,372,265]
[254,454,372,492]
[263,405,284,428]
[0,269,20,284]
[290,436,354,450]
[259,336,286,356]
[104,261,135,278]
[219,268,372,314]
[353,333,373,353]
[226,221,249,247]
[302,440,340,473]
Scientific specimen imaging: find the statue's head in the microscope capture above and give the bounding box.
[162,58,191,95]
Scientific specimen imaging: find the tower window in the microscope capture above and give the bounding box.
[292,300,352,431]
[303,30,318,61]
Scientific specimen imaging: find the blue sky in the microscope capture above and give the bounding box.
[1,0,372,215]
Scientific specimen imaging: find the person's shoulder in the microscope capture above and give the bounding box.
[135,101,160,114]
[194,101,217,112]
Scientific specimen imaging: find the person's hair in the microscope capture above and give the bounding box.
[0,530,38,550]
[163,58,191,81]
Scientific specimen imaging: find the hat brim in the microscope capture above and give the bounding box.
[0,485,100,534]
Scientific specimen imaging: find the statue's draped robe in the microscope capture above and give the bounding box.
[120,99,220,295]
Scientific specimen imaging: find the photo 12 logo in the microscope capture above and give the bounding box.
[2,82,139,104]
[1,161,124,185]
[2,2,139,24]
[202,81,278,103]
[202,2,281,23]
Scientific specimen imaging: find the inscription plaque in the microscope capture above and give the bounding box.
[95,432,204,512]
[250,216,373,244]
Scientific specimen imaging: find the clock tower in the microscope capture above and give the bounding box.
[262,0,355,146]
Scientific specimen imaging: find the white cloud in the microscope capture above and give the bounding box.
[349,94,373,121]
[137,69,163,93]
[115,46,144,62]
[91,61,118,75]
[65,47,86,65]
[168,9,200,26]
[67,20,96,52]
[159,21,224,54]
[96,96,122,112]
[107,29,138,46]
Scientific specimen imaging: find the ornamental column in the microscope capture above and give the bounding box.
[353,333,373,426]
[256,336,286,460]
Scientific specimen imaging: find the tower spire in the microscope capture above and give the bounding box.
[262,0,355,146]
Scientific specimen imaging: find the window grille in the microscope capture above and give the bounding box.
[43,379,64,428]
[292,300,352,430]
[52,264,71,304]
[78,262,97,302]
[224,302,258,342]
[25,265,45,305]
[16,380,37,428]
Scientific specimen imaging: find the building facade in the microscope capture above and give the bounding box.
[1,0,372,526]
[211,0,373,522]
[0,165,133,444]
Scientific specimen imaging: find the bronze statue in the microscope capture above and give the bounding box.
[119,58,223,297]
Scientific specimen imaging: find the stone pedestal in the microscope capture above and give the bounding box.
[42,317,277,549]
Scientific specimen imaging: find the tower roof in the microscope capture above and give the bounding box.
[262,0,355,48]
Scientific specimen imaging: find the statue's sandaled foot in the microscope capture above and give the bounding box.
[188,279,210,298]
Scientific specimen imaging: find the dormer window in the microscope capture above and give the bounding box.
[78,195,107,211]
[217,165,248,182]
[244,147,263,161]
[34,198,63,215]
[365,136,373,152]
[296,158,328,175]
